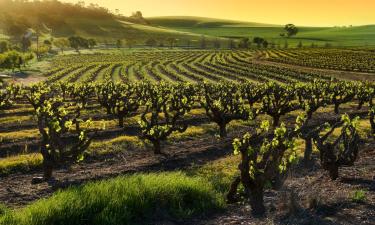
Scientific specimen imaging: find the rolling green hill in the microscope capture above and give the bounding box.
[147,16,280,28]
[51,17,201,41]
[0,1,201,43]
[148,16,375,47]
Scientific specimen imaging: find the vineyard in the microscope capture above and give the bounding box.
[0,49,374,224]
[43,50,333,84]
[264,48,375,73]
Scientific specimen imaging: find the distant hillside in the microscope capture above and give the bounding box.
[148,16,375,46]
[0,0,199,42]
[147,16,279,28]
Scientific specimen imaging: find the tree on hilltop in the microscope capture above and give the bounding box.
[283,24,299,37]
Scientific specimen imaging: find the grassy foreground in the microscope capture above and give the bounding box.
[0,172,225,225]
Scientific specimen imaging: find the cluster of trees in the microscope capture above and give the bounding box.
[141,36,270,49]
[67,36,96,52]
[0,0,113,39]
[0,40,34,72]
[237,37,270,49]
[0,49,34,72]
[0,35,98,72]
[45,37,97,53]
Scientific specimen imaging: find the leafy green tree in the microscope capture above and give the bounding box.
[139,83,195,154]
[114,84,140,127]
[70,83,95,108]
[284,24,298,37]
[68,36,89,53]
[310,115,360,180]
[296,81,330,163]
[125,38,136,49]
[96,81,117,115]
[238,38,250,49]
[0,87,12,110]
[25,85,92,180]
[116,39,122,49]
[0,50,33,72]
[145,38,157,47]
[87,39,96,49]
[253,37,265,48]
[262,40,269,48]
[0,41,10,53]
[355,82,374,110]
[355,82,375,134]
[227,121,299,216]
[201,82,248,138]
[328,81,356,114]
[260,82,298,127]
[53,38,70,53]
[240,82,265,107]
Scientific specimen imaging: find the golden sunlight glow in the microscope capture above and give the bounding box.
[61,0,375,26]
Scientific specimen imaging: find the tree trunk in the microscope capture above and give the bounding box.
[334,104,340,114]
[357,102,363,110]
[303,137,313,165]
[43,160,54,180]
[249,185,266,216]
[272,115,280,127]
[272,172,286,190]
[219,123,227,138]
[307,111,313,120]
[227,176,241,203]
[118,116,124,128]
[75,122,80,132]
[370,110,375,135]
[327,164,339,180]
[36,35,40,61]
[152,140,161,154]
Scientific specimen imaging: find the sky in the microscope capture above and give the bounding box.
[62,0,375,26]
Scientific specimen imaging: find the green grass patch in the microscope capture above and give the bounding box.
[90,135,146,155]
[0,129,39,142]
[189,155,239,193]
[0,115,33,125]
[170,124,216,141]
[351,189,367,203]
[0,172,225,225]
[0,154,43,176]
[0,204,8,216]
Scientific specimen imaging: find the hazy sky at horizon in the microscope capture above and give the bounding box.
[62,0,374,26]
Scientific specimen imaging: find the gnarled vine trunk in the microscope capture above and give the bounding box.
[303,137,313,165]
[249,184,266,216]
[219,122,227,138]
[152,140,162,154]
